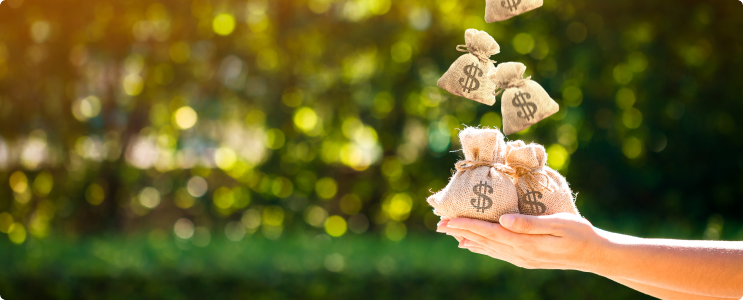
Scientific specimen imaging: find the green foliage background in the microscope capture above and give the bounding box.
[0,0,742,298]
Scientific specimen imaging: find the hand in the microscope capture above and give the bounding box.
[436,213,607,272]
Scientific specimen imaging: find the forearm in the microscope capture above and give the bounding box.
[592,230,743,298]
[609,277,740,300]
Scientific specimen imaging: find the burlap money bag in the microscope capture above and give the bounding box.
[427,127,519,223]
[485,0,543,22]
[437,29,500,105]
[490,62,559,135]
[504,140,579,216]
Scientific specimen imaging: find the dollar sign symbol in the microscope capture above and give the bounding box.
[471,181,494,213]
[521,190,546,215]
[459,63,483,93]
[512,91,537,121]
[501,0,522,12]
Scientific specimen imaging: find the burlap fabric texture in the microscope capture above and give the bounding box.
[485,0,543,23]
[504,140,579,216]
[490,62,559,135]
[437,29,500,105]
[427,127,519,224]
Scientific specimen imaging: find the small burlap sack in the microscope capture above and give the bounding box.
[437,29,500,105]
[427,127,519,224]
[489,62,559,135]
[485,0,543,23]
[504,140,579,216]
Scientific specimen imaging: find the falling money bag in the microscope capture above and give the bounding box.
[427,127,519,223]
[437,29,500,105]
[489,62,559,135]
[485,0,544,22]
[504,140,579,216]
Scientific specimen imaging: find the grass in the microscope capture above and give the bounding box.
[0,233,650,299]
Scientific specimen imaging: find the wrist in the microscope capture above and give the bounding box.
[580,228,625,275]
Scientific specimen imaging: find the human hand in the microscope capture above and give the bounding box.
[436,213,607,272]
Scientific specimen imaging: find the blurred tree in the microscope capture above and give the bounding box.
[0,0,741,298]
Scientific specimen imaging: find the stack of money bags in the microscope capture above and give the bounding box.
[439,32,558,135]
[427,127,579,224]
[428,1,579,224]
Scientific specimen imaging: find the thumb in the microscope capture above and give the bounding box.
[499,214,559,235]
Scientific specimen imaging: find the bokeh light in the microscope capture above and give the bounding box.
[9,171,28,193]
[315,177,338,200]
[72,96,102,121]
[324,215,347,237]
[139,187,161,209]
[241,208,261,230]
[340,194,362,215]
[324,253,344,272]
[293,107,318,133]
[304,205,328,227]
[212,13,236,36]
[8,223,26,244]
[622,137,643,159]
[224,221,246,241]
[174,218,195,239]
[547,144,569,170]
[214,147,237,170]
[513,33,534,54]
[85,184,105,206]
[385,221,407,241]
[187,176,208,198]
[174,106,198,130]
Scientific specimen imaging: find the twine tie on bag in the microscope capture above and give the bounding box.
[456,45,496,64]
[456,159,551,193]
[455,160,513,174]
[499,76,531,89]
[507,161,553,193]
[492,76,532,96]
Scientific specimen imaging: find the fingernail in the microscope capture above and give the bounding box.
[500,215,515,228]
[437,220,449,227]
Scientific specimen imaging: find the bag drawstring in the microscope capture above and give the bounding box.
[456,160,552,192]
[456,45,496,64]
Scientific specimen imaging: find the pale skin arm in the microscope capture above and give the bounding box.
[609,277,737,300]
[454,235,738,300]
[436,214,743,299]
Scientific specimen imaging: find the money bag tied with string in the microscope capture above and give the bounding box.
[504,140,579,216]
[437,29,500,105]
[427,127,519,223]
[490,62,559,135]
[485,0,543,23]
